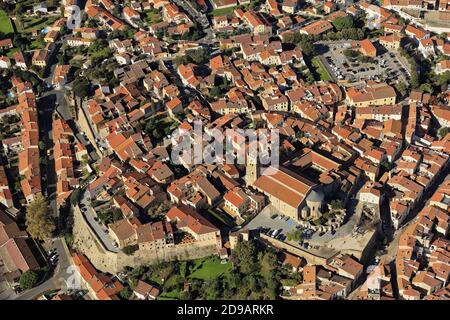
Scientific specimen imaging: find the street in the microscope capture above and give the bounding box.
[79,190,120,253]
[13,238,72,300]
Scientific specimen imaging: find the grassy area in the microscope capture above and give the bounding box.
[6,48,19,58]
[16,15,60,33]
[144,10,162,25]
[0,10,14,34]
[312,57,332,82]
[30,38,46,50]
[211,6,236,16]
[158,289,182,300]
[188,257,232,281]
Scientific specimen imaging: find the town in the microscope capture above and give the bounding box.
[0,0,449,302]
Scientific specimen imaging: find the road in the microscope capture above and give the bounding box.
[13,238,72,300]
[79,190,120,253]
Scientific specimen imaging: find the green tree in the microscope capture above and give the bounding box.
[120,286,133,299]
[438,127,449,138]
[19,270,39,290]
[332,16,354,31]
[122,245,136,256]
[233,240,256,274]
[72,77,90,100]
[25,195,55,241]
[70,189,81,206]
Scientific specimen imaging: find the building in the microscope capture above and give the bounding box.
[359,39,377,57]
[346,82,397,107]
[252,165,324,222]
[133,280,160,300]
[166,206,222,248]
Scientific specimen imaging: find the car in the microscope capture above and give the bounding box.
[270,214,278,219]
[81,207,87,213]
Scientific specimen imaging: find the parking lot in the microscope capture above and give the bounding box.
[243,205,316,245]
[317,40,410,85]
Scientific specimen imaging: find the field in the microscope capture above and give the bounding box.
[0,10,14,34]
[188,257,232,280]
[211,6,236,16]
[15,15,59,33]
[312,57,332,81]
[156,257,232,300]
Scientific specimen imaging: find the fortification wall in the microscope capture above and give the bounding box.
[72,206,218,273]
[260,234,330,266]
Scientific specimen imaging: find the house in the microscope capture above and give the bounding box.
[324,2,337,14]
[0,56,11,69]
[359,182,383,206]
[166,205,222,248]
[123,6,141,28]
[166,97,183,116]
[359,39,377,57]
[52,65,71,88]
[72,253,123,300]
[212,0,238,10]
[435,60,450,75]
[133,280,160,300]
[0,39,13,50]
[379,34,403,50]
[32,50,49,67]
[300,20,334,36]
[260,94,289,111]
[223,188,250,218]
[0,209,41,273]
[281,0,299,14]
[13,51,27,70]
[243,11,272,35]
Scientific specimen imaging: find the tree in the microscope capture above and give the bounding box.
[70,189,81,206]
[330,199,345,210]
[122,245,137,256]
[260,251,278,279]
[233,240,256,274]
[332,16,354,31]
[438,127,449,138]
[120,286,133,299]
[72,77,90,100]
[395,82,407,97]
[419,83,433,93]
[286,230,303,241]
[299,38,315,57]
[26,195,55,241]
[19,270,39,290]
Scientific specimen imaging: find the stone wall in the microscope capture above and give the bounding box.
[260,234,329,266]
[72,206,219,273]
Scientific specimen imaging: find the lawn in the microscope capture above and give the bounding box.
[211,6,236,16]
[188,257,232,281]
[158,289,182,300]
[0,10,14,34]
[17,15,60,33]
[312,57,332,81]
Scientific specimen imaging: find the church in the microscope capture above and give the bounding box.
[246,155,325,222]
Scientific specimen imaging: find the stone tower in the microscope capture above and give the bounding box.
[245,153,259,186]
